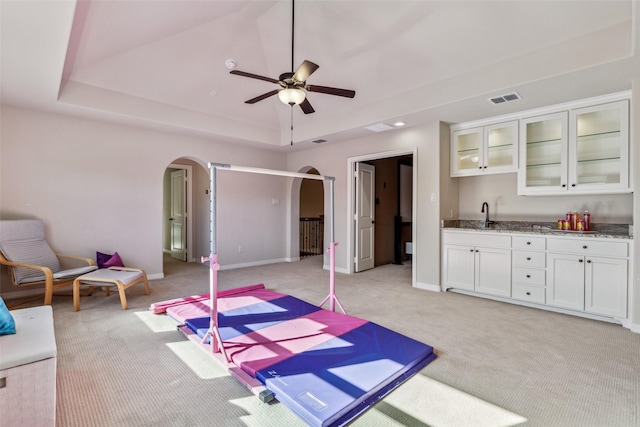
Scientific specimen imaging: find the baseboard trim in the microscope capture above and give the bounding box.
[448,288,627,327]
[220,258,290,271]
[415,281,442,292]
[629,323,640,334]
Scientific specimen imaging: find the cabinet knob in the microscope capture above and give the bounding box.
[571,184,576,187]
[470,249,474,252]
[483,166,487,169]
[526,274,531,278]
[475,249,479,253]
[587,260,592,264]
[583,245,588,249]
[526,241,531,245]
[526,257,531,261]
[562,184,566,188]
[579,259,584,263]
[526,292,531,296]
[478,166,482,170]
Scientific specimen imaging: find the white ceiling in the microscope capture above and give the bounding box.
[1,0,639,151]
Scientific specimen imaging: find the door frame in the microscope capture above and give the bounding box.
[167,163,195,262]
[346,148,417,286]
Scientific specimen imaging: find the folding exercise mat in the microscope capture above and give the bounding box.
[152,285,437,427]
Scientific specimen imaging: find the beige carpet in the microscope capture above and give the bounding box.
[14,255,639,426]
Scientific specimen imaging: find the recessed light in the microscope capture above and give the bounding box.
[394,121,406,127]
[365,123,394,132]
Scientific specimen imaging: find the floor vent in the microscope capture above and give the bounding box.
[488,92,522,105]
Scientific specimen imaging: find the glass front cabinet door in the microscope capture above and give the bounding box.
[569,100,629,193]
[451,121,518,177]
[518,99,630,195]
[518,112,568,194]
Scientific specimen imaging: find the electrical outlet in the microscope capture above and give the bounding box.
[238,245,243,253]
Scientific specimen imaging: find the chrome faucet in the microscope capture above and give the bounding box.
[481,202,494,228]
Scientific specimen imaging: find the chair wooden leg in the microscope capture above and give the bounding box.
[116,282,128,310]
[142,275,150,295]
[73,279,81,312]
[44,284,53,306]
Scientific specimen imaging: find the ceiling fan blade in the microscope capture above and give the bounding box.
[245,90,279,104]
[292,60,319,82]
[230,70,279,84]
[306,85,356,98]
[299,98,315,114]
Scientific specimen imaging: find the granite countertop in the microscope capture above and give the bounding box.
[442,220,632,239]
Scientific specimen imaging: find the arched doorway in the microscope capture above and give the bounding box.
[162,158,209,271]
[299,168,324,259]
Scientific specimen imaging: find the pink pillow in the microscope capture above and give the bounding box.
[103,252,125,268]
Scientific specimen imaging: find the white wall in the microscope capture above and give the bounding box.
[0,106,289,296]
[457,173,633,223]
[287,122,444,289]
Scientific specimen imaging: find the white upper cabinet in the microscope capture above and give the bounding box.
[518,97,630,195]
[518,112,569,194]
[451,121,518,176]
[569,100,629,193]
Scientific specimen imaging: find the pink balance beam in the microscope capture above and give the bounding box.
[166,288,289,324]
[150,284,265,314]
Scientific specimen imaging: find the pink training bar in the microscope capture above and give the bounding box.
[203,163,345,356]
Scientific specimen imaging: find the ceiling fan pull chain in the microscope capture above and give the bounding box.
[291,0,295,72]
[290,106,294,146]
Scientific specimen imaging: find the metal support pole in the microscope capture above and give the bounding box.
[319,177,346,314]
[201,164,229,361]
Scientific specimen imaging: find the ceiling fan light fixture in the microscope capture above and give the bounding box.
[278,88,306,105]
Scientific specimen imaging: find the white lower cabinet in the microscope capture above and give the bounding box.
[511,236,546,304]
[442,232,511,297]
[585,256,628,318]
[546,238,628,318]
[546,252,586,311]
[442,230,630,323]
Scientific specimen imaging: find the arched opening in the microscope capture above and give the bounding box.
[162,158,209,274]
[299,168,324,259]
[289,166,325,268]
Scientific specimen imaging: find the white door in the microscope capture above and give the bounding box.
[355,163,375,272]
[170,169,187,261]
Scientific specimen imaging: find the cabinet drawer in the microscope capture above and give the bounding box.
[512,250,545,268]
[512,284,545,304]
[512,236,546,251]
[442,231,510,248]
[513,267,545,286]
[547,238,628,257]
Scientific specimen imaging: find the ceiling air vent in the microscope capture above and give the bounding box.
[311,139,327,144]
[488,92,522,105]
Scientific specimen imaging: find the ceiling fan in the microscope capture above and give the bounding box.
[229,1,355,114]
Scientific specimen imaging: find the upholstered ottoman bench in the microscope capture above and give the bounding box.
[0,306,57,426]
[73,267,149,311]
